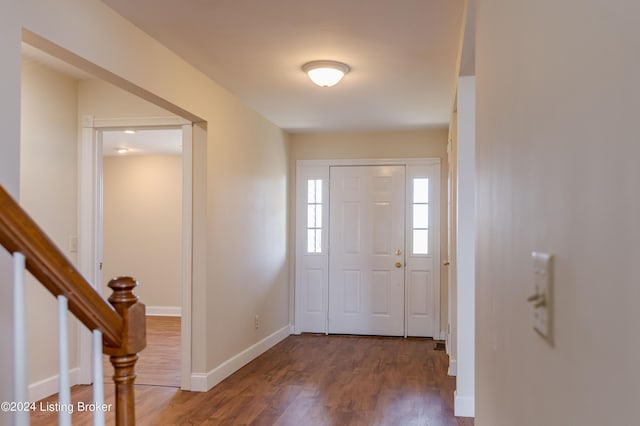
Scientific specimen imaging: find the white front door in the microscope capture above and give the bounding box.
[328,165,406,336]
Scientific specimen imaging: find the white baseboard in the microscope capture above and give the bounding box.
[191,325,290,392]
[448,359,457,376]
[190,373,208,392]
[439,330,446,341]
[29,368,80,402]
[146,306,182,317]
[454,391,475,417]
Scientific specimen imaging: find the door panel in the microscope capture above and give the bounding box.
[372,270,391,314]
[408,270,432,317]
[305,269,324,313]
[329,165,405,336]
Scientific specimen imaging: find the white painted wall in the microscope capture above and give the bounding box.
[476,1,640,425]
[455,76,475,417]
[290,129,450,331]
[102,154,182,313]
[20,58,80,397]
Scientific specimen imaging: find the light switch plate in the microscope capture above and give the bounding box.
[69,236,78,253]
[531,252,553,343]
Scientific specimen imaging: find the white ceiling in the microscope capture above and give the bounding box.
[102,129,182,157]
[101,0,465,132]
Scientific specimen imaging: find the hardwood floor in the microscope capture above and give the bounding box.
[103,316,181,388]
[31,319,473,425]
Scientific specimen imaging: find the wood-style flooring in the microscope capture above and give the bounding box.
[31,318,474,425]
[103,316,181,388]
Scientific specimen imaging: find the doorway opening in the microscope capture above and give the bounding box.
[101,127,184,387]
[79,117,195,391]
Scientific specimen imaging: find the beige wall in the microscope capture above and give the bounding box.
[206,118,290,366]
[20,59,80,387]
[102,154,182,310]
[290,129,448,160]
[290,129,450,332]
[476,1,640,425]
[78,78,175,119]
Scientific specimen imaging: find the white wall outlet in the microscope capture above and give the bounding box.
[529,252,553,344]
[254,314,260,330]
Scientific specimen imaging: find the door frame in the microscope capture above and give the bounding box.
[78,115,194,390]
[294,158,441,338]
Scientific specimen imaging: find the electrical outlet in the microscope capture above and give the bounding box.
[529,252,553,344]
[254,315,260,330]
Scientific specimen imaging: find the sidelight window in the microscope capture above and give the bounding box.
[412,178,429,254]
[307,179,323,253]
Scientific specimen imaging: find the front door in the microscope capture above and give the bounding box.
[328,165,406,336]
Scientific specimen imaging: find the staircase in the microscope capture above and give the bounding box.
[0,185,146,425]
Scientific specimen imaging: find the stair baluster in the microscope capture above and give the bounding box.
[13,252,29,426]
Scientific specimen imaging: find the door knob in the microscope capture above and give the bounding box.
[443,261,450,266]
[395,261,402,268]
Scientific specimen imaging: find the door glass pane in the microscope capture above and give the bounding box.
[413,178,429,203]
[307,180,314,203]
[308,179,322,203]
[307,229,322,253]
[413,204,429,229]
[307,204,322,228]
[413,229,429,254]
[315,180,322,203]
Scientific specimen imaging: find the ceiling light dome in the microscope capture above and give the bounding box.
[302,60,350,87]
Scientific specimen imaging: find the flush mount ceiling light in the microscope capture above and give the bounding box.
[302,60,350,87]
[123,129,136,134]
[115,148,129,154]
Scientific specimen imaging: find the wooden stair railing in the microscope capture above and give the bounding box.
[0,185,146,425]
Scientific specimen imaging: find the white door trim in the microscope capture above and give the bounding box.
[78,115,193,390]
[91,116,190,128]
[294,158,441,338]
[179,122,193,390]
[297,158,441,167]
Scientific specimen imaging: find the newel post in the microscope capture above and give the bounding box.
[103,277,146,426]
